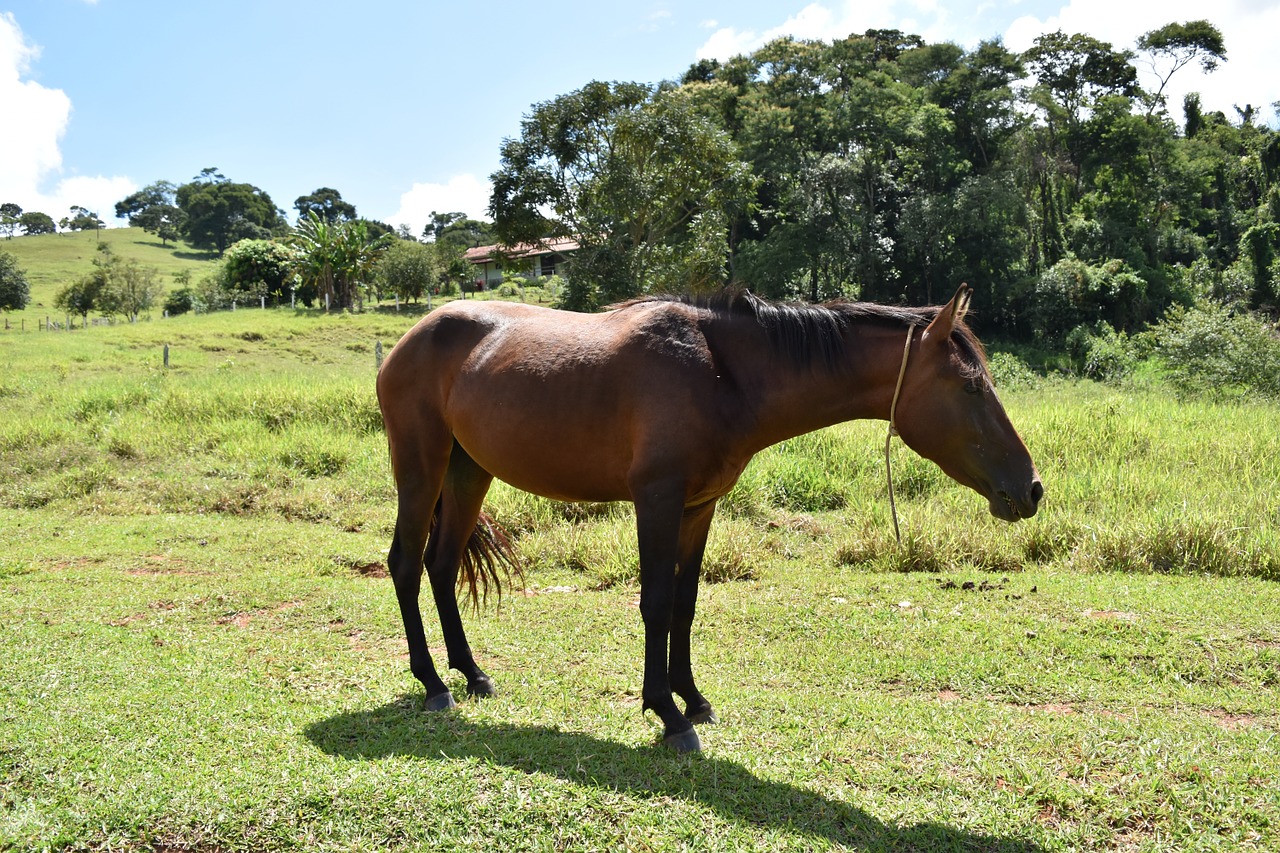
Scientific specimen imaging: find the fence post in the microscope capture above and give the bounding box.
[163,344,170,368]
[375,340,384,369]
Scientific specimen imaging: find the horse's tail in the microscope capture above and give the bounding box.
[428,502,524,611]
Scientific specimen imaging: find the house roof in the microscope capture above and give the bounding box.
[463,236,580,265]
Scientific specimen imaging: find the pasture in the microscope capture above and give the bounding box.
[1,304,1277,851]
[1,228,217,330]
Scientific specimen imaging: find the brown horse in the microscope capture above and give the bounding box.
[376,286,1042,752]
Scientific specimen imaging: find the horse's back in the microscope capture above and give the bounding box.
[379,299,735,502]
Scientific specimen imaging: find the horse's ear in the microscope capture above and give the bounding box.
[923,284,972,344]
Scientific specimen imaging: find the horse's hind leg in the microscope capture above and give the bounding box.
[425,441,496,698]
[386,423,456,709]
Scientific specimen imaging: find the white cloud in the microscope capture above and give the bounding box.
[0,12,134,224]
[385,173,492,236]
[694,1,1280,125]
[1003,1,1280,123]
[696,1,933,61]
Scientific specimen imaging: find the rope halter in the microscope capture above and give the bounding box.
[884,326,914,545]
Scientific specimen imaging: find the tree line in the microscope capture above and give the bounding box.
[0,168,500,319]
[6,19,1276,351]
[1,203,102,239]
[490,20,1279,347]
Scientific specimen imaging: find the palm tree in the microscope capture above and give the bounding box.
[289,212,390,310]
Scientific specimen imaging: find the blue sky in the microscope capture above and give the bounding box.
[3,1,1278,236]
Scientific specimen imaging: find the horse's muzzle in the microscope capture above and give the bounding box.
[990,478,1044,522]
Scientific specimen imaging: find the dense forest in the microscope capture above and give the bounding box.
[490,21,1280,350]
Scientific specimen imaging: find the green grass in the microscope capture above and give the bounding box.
[1,308,1278,851]
[1,227,219,329]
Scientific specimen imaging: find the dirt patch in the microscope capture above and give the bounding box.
[937,689,963,703]
[343,560,388,579]
[937,577,1012,593]
[1083,609,1138,620]
[126,555,202,576]
[1010,702,1077,715]
[215,600,304,628]
[216,611,255,629]
[1206,709,1263,731]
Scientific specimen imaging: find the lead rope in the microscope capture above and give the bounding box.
[885,327,914,545]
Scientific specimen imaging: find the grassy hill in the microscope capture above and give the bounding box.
[0,227,220,327]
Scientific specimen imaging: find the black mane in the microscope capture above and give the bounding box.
[615,289,988,375]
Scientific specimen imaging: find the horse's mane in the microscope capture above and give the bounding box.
[613,289,989,375]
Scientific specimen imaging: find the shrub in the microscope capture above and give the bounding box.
[1152,300,1280,398]
[1026,257,1150,344]
[164,287,196,316]
[1065,322,1136,382]
[986,351,1042,391]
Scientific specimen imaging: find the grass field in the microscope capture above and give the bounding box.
[1,304,1278,851]
[1,228,219,330]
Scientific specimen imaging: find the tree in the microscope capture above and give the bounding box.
[377,239,442,302]
[432,216,495,252]
[294,188,357,223]
[54,273,104,324]
[176,168,285,255]
[0,250,30,310]
[288,213,391,310]
[98,257,163,322]
[115,181,186,246]
[222,239,298,303]
[1,203,22,239]
[424,211,465,242]
[65,206,105,232]
[19,211,57,235]
[53,244,161,323]
[491,80,756,309]
[1136,21,1226,117]
[1022,30,1139,177]
[1023,31,1139,124]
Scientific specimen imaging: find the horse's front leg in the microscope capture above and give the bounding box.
[669,500,718,725]
[634,484,700,752]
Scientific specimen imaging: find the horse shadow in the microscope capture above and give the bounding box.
[304,696,1045,852]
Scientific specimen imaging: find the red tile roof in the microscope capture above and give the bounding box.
[463,236,580,264]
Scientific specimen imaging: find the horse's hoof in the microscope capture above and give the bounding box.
[688,709,718,725]
[662,728,702,754]
[424,690,457,712]
[466,676,496,698]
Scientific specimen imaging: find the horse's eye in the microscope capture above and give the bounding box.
[964,378,983,395]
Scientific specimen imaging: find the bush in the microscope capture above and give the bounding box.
[0,250,30,311]
[1066,322,1137,382]
[1026,258,1150,344]
[1152,301,1280,397]
[986,351,1042,391]
[163,287,196,316]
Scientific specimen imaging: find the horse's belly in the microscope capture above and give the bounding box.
[458,428,633,503]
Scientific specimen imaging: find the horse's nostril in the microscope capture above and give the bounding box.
[1030,480,1044,505]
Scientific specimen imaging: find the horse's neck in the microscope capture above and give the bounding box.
[741,324,904,451]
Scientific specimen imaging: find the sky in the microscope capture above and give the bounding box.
[3,0,1279,237]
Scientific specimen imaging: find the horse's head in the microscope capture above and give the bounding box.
[893,286,1043,521]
